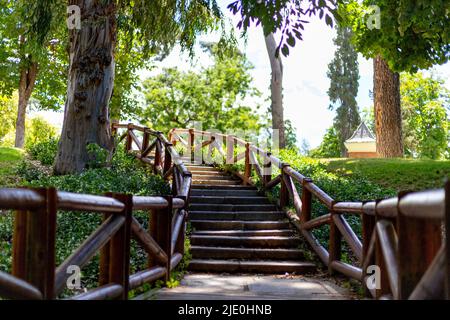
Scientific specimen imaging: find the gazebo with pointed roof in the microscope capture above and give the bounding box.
[344,122,377,158]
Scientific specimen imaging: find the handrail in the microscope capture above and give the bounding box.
[0,123,192,300]
[170,127,449,300]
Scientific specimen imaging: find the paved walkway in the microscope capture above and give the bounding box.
[137,273,355,300]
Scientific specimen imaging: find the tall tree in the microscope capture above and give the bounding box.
[327,24,360,156]
[343,0,450,157]
[228,1,338,148]
[0,0,67,148]
[38,0,222,174]
[140,45,262,133]
[264,33,286,148]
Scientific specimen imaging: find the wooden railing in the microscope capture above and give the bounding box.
[170,128,450,300]
[0,123,191,300]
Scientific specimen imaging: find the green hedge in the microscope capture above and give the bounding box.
[0,147,170,297]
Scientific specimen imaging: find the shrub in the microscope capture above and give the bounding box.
[27,137,59,166]
[24,116,58,150]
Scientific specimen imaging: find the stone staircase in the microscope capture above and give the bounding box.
[185,162,316,274]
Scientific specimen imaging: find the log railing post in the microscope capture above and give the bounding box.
[174,209,186,256]
[99,211,112,287]
[163,143,173,175]
[243,143,251,185]
[142,128,150,155]
[12,210,27,281]
[12,188,57,299]
[226,135,234,165]
[154,139,163,175]
[301,178,312,223]
[108,194,132,300]
[328,210,342,275]
[397,192,442,299]
[157,196,173,282]
[263,153,272,186]
[362,210,376,297]
[279,164,290,209]
[445,180,450,299]
[125,123,133,152]
[189,129,195,163]
[373,200,392,298]
[111,121,118,137]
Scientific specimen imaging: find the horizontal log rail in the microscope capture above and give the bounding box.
[0,123,192,300]
[170,127,450,300]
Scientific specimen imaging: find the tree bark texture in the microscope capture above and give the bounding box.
[373,56,403,158]
[54,0,116,174]
[14,63,38,148]
[264,32,286,149]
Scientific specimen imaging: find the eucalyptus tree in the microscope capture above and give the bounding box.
[25,0,222,174]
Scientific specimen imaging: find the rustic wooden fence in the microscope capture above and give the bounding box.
[0,123,191,300]
[170,127,450,300]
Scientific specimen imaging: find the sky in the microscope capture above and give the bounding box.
[35,1,450,148]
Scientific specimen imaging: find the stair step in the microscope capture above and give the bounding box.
[185,164,212,167]
[186,166,218,172]
[188,259,316,274]
[192,175,238,181]
[190,235,299,248]
[190,189,260,197]
[191,246,304,260]
[190,220,291,230]
[192,180,242,186]
[191,170,228,175]
[190,204,277,212]
[192,185,256,190]
[192,229,294,237]
[188,211,285,221]
[190,196,270,205]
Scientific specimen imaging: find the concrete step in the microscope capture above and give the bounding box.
[188,259,316,274]
[188,211,285,221]
[191,185,257,190]
[191,246,304,260]
[192,180,242,186]
[192,229,294,237]
[191,171,229,176]
[185,163,212,167]
[190,196,270,205]
[190,220,291,231]
[189,204,277,212]
[186,166,217,171]
[192,175,237,181]
[190,189,260,197]
[190,235,299,248]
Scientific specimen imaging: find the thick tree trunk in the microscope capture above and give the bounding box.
[54,0,116,174]
[264,32,286,149]
[373,56,403,158]
[14,63,38,148]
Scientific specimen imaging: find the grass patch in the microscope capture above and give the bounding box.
[0,147,24,187]
[321,158,450,192]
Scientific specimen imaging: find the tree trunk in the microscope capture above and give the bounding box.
[373,56,403,158]
[264,32,286,149]
[14,63,38,148]
[54,0,116,174]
